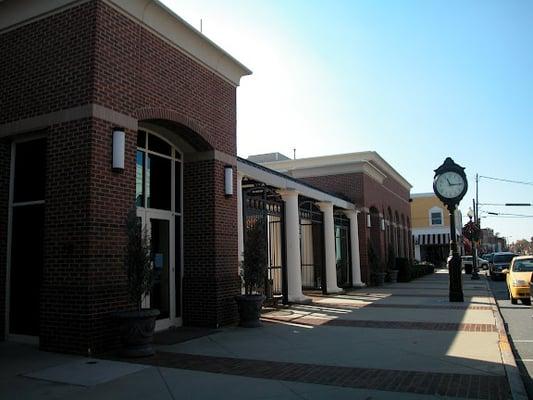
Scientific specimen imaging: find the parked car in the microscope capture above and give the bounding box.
[489,252,518,280]
[483,253,494,264]
[503,256,533,305]
[461,256,489,271]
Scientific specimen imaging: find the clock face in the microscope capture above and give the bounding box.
[435,171,465,199]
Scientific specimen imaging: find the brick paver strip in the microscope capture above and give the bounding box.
[307,301,493,311]
[137,352,511,399]
[262,316,498,332]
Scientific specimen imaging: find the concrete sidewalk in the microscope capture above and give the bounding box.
[0,270,526,399]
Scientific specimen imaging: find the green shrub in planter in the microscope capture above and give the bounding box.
[235,219,268,327]
[396,257,411,282]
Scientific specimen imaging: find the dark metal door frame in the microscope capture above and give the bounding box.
[242,183,288,304]
[299,199,326,294]
[334,212,352,288]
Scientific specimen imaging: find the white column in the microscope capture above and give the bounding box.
[317,202,342,293]
[237,172,244,264]
[344,209,365,287]
[279,189,309,303]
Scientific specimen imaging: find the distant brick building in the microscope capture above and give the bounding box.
[257,152,413,283]
[0,0,250,354]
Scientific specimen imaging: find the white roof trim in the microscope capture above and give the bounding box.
[0,0,252,87]
[286,161,387,185]
[262,151,412,190]
[237,160,355,210]
[411,192,436,199]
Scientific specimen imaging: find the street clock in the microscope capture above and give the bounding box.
[433,158,468,207]
[433,157,468,302]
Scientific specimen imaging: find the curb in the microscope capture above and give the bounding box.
[484,277,529,400]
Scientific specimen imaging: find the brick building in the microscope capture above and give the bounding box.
[255,152,413,284]
[1,0,410,356]
[0,0,251,354]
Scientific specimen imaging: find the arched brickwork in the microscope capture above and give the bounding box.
[136,108,213,151]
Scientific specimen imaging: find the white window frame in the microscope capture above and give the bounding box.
[136,129,184,330]
[429,206,444,227]
[6,133,47,343]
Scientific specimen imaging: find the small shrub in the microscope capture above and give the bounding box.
[241,220,268,295]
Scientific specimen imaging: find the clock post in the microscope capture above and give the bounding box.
[433,157,468,302]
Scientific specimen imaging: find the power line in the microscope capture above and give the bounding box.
[479,203,531,206]
[483,211,533,218]
[479,175,533,186]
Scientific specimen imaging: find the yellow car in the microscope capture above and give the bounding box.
[503,256,533,305]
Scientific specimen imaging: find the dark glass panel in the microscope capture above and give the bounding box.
[150,218,170,319]
[175,216,181,317]
[136,151,145,207]
[10,205,44,336]
[137,131,146,148]
[148,134,171,156]
[147,154,171,210]
[13,138,46,203]
[175,161,181,212]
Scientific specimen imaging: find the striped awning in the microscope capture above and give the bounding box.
[414,233,450,246]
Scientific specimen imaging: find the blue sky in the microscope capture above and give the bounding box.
[163,0,532,242]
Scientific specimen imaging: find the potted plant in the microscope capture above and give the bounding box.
[235,220,268,327]
[386,245,398,283]
[368,240,386,286]
[114,209,160,357]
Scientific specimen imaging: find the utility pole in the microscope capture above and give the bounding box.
[476,173,479,225]
[471,199,480,280]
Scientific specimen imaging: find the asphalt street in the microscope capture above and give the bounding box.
[486,271,533,399]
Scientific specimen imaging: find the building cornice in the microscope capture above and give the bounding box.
[0,0,252,87]
[262,151,412,190]
[283,161,387,185]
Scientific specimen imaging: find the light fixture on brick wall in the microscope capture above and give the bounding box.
[112,127,125,170]
[224,165,233,196]
[381,218,385,231]
[367,214,371,228]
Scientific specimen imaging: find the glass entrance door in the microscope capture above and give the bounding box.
[138,210,180,330]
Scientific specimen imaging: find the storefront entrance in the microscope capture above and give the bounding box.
[136,130,182,331]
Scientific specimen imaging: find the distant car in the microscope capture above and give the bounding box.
[482,253,494,264]
[489,252,518,280]
[461,256,489,271]
[503,256,533,305]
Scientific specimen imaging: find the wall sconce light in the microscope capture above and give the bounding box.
[112,127,125,170]
[381,219,385,231]
[367,214,371,228]
[224,165,233,196]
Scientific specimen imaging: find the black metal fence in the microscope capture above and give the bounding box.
[243,183,287,303]
[299,200,325,292]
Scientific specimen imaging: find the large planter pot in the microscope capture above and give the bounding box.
[388,270,399,283]
[371,272,387,286]
[114,309,160,357]
[235,294,265,328]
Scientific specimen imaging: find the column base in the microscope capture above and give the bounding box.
[326,286,344,294]
[352,282,366,288]
[288,294,313,304]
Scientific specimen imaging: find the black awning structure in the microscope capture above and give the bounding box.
[414,233,451,246]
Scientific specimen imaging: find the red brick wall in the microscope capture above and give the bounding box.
[301,172,411,283]
[41,119,93,354]
[93,1,237,155]
[0,139,10,340]
[183,160,239,327]
[1,0,240,353]
[0,2,96,125]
